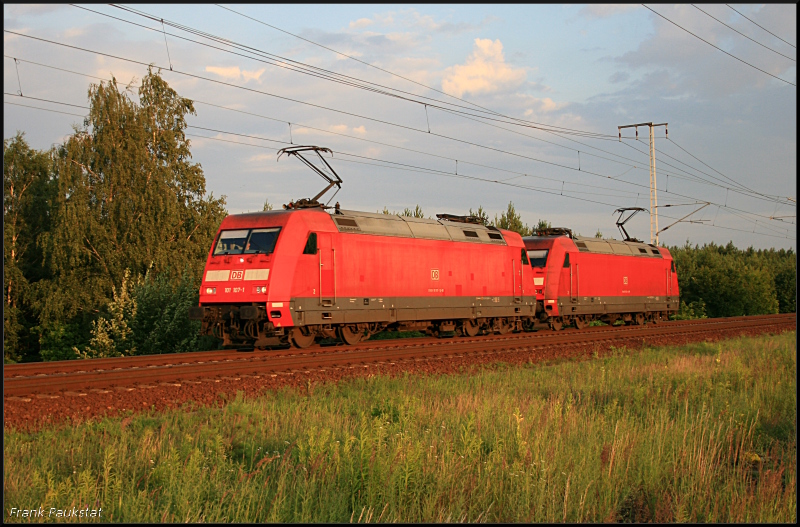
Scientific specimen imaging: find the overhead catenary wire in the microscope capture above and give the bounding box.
[452,100,791,207]
[642,4,796,86]
[623,138,790,214]
[691,4,795,62]
[622,137,791,207]
[726,4,796,49]
[4,100,86,118]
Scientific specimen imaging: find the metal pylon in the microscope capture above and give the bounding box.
[618,122,668,245]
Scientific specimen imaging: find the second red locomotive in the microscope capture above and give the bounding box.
[523,227,679,330]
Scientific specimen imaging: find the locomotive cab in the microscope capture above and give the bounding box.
[523,234,575,320]
[189,208,335,348]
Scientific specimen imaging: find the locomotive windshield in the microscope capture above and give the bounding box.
[213,227,281,256]
[527,249,549,268]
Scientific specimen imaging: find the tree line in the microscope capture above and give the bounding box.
[4,71,795,363]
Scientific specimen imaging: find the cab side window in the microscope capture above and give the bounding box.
[521,248,529,265]
[563,253,570,268]
[303,232,318,255]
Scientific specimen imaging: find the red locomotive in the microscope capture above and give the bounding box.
[189,147,537,348]
[523,218,679,330]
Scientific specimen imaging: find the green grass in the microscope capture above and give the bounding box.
[4,332,796,523]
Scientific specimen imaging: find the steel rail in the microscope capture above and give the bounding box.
[4,314,793,397]
[3,314,790,378]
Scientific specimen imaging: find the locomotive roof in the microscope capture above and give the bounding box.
[524,233,665,258]
[572,235,663,258]
[329,208,509,245]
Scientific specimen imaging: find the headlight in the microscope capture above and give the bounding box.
[205,287,216,295]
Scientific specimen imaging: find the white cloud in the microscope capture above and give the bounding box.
[523,97,564,115]
[205,66,266,82]
[242,68,266,82]
[63,27,85,39]
[349,18,373,29]
[441,39,526,98]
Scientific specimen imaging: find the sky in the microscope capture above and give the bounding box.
[4,4,796,250]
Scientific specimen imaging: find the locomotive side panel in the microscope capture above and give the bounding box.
[291,227,535,327]
[556,247,678,318]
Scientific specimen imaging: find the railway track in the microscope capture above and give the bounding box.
[5,314,794,398]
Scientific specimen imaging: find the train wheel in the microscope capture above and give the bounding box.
[289,327,316,349]
[462,319,480,337]
[337,325,362,346]
[574,316,587,330]
[550,317,563,331]
[496,318,511,335]
[634,313,645,326]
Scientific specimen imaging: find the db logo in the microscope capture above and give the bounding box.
[230,270,244,280]
[431,269,440,281]
[623,276,628,284]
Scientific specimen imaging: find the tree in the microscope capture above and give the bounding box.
[535,219,552,232]
[3,134,55,362]
[381,205,425,218]
[772,254,796,313]
[402,205,425,218]
[595,229,603,238]
[37,68,227,335]
[468,206,490,226]
[262,198,274,211]
[669,240,785,318]
[493,201,532,236]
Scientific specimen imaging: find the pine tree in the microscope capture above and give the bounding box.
[493,201,532,236]
[468,206,490,226]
